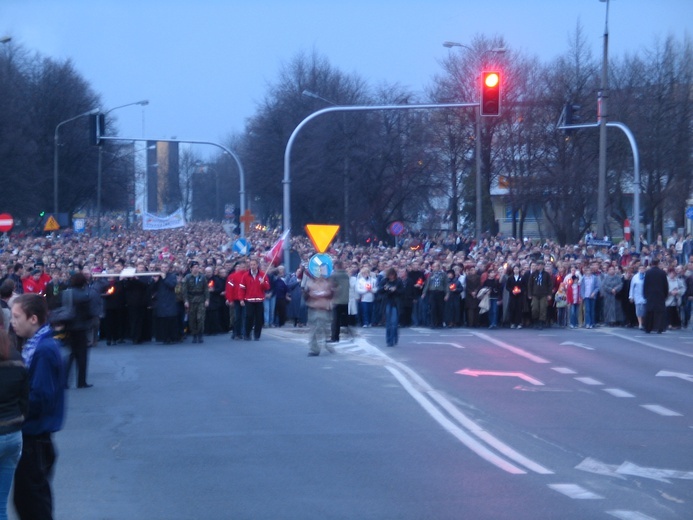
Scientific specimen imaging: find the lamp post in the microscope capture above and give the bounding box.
[54,108,99,215]
[301,89,351,243]
[97,100,149,236]
[597,0,610,238]
[442,42,505,242]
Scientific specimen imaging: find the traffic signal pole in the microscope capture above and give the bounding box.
[98,136,247,237]
[283,102,479,269]
[558,118,640,252]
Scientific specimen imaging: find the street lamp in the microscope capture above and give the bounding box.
[0,36,11,44]
[301,89,351,243]
[54,108,99,215]
[442,42,505,242]
[97,100,149,236]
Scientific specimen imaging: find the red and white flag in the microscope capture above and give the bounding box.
[264,230,289,267]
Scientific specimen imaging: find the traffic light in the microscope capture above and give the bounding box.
[480,71,501,116]
[89,113,105,146]
[564,102,581,134]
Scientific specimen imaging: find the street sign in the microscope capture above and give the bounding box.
[233,238,250,255]
[0,213,13,233]
[686,207,693,220]
[43,215,60,232]
[387,221,405,236]
[73,218,86,234]
[308,253,333,278]
[305,224,339,253]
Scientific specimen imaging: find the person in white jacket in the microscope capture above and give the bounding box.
[355,266,378,327]
[628,264,647,329]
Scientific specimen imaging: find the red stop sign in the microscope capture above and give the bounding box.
[0,213,14,233]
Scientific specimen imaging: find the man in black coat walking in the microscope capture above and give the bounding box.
[643,258,668,333]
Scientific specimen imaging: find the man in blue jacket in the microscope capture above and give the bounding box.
[10,293,65,520]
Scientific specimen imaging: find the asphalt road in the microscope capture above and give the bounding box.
[10,324,693,519]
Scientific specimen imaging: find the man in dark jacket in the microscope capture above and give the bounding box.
[153,262,179,344]
[528,260,553,329]
[11,293,65,520]
[329,262,350,342]
[64,272,97,389]
[101,260,127,345]
[122,263,151,344]
[182,262,209,344]
[643,258,669,333]
[204,266,224,336]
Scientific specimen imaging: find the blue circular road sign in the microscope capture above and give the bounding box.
[308,253,333,278]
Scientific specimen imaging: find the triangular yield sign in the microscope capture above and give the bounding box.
[43,215,60,232]
[305,224,340,253]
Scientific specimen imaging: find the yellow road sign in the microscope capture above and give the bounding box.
[305,224,339,253]
[44,215,60,232]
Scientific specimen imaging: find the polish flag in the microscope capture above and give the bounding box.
[264,230,289,267]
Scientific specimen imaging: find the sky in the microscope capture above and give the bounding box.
[2,0,691,150]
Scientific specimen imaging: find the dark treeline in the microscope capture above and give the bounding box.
[1,26,690,244]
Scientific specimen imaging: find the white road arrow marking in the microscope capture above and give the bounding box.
[414,341,465,349]
[617,461,693,483]
[548,483,603,499]
[575,457,626,480]
[560,341,594,350]
[656,370,693,383]
[576,457,693,483]
[456,369,544,386]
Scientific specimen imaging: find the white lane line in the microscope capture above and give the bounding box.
[427,389,553,475]
[640,404,682,417]
[548,483,603,499]
[603,388,635,398]
[384,365,526,475]
[603,331,693,359]
[574,376,604,386]
[341,337,552,475]
[552,367,577,374]
[607,511,657,520]
[469,331,550,364]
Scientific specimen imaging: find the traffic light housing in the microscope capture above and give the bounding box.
[480,71,501,116]
[89,113,105,146]
[564,102,581,134]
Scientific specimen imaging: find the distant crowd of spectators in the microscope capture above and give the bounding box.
[1,218,692,345]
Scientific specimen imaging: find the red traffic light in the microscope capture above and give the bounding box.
[481,71,501,116]
[484,72,499,88]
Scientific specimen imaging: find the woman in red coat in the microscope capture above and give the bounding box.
[565,275,581,328]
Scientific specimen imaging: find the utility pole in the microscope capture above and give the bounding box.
[597,0,610,238]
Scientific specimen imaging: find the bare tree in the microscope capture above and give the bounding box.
[610,34,693,236]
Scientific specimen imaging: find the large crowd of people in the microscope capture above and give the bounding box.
[1,217,692,519]
[2,221,693,348]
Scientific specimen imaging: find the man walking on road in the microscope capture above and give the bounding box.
[643,258,668,333]
[304,266,334,356]
[182,262,209,344]
[528,260,553,329]
[329,261,350,343]
[239,259,270,340]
